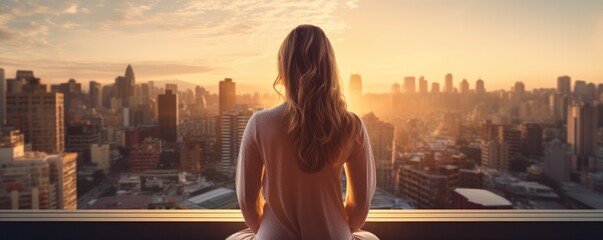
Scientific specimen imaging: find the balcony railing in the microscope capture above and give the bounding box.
[2,210,603,239]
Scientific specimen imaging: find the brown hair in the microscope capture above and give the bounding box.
[273,24,361,173]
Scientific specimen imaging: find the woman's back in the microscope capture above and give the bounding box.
[229,24,378,240]
[235,103,376,240]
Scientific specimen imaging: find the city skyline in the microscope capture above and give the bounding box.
[1,0,603,93]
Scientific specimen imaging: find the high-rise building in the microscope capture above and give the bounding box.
[475,79,485,95]
[48,153,77,209]
[391,83,401,94]
[0,153,51,209]
[6,72,64,153]
[194,86,208,113]
[129,138,161,171]
[543,139,571,183]
[349,74,362,99]
[431,82,440,94]
[56,79,84,122]
[362,112,395,193]
[597,84,603,99]
[481,140,509,172]
[165,83,178,94]
[65,123,101,162]
[89,81,102,110]
[0,129,76,209]
[586,83,597,101]
[219,78,236,114]
[418,76,428,94]
[557,75,571,96]
[115,65,135,107]
[498,125,521,159]
[549,93,560,123]
[549,93,571,124]
[459,79,469,94]
[404,76,416,94]
[180,136,202,173]
[0,67,5,125]
[520,123,543,157]
[573,80,587,100]
[480,120,500,142]
[444,73,453,93]
[158,90,178,143]
[101,85,113,109]
[567,102,598,171]
[219,109,252,176]
[512,81,525,104]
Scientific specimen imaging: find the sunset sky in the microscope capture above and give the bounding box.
[1,0,603,93]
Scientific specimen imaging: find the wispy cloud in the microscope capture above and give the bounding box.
[64,3,79,14]
[0,0,357,83]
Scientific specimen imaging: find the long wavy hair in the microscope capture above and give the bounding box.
[273,25,362,173]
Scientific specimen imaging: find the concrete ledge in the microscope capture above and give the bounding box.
[2,209,603,221]
[1,210,603,239]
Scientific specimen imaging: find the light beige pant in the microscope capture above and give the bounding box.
[226,228,379,240]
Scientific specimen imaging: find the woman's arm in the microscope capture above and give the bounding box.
[235,114,265,233]
[344,120,377,232]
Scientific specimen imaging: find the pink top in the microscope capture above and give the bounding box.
[236,103,376,240]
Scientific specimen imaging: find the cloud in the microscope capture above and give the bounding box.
[64,4,78,14]
[105,1,158,24]
[1,0,358,82]
[60,21,81,29]
[0,27,18,42]
[345,0,359,9]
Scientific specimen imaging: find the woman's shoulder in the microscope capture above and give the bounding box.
[249,103,286,124]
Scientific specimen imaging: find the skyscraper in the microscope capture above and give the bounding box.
[475,79,485,94]
[418,76,428,94]
[362,112,395,193]
[0,129,77,209]
[444,73,453,93]
[195,86,208,112]
[431,82,440,93]
[158,90,178,143]
[349,74,362,99]
[481,140,509,172]
[165,83,178,94]
[459,79,469,94]
[220,109,252,176]
[520,123,543,157]
[549,93,571,124]
[219,78,236,114]
[56,79,84,121]
[573,80,588,100]
[6,71,65,153]
[48,153,77,209]
[65,123,101,162]
[89,81,101,110]
[0,68,5,125]
[567,102,598,172]
[115,65,135,107]
[404,76,416,94]
[498,125,522,159]
[544,139,570,183]
[512,81,525,104]
[557,75,571,96]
